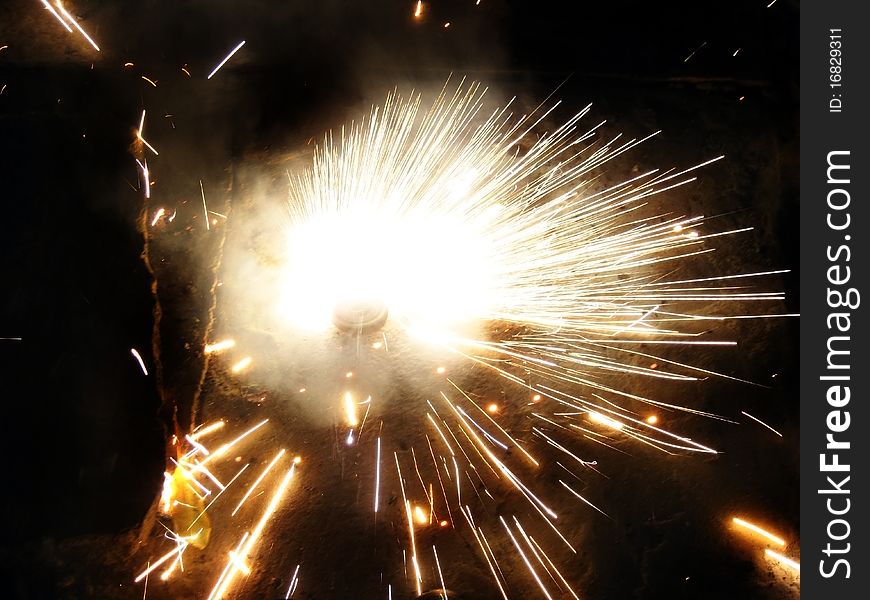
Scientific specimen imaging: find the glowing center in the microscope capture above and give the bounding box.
[278,210,494,331]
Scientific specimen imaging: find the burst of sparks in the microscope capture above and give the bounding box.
[134,79,794,599]
[207,40,246,80]
[262,81,792,597]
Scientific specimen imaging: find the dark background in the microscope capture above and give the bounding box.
[0,1,798,598]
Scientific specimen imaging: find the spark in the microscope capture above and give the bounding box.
[231,448,286,516]
[500,516,554,600]
[207,40,246,80]
[436,366,446,374]
[374,436,381,512]
[40,1,72,33]
[141,76,157,87]
[432,546,448,600]
[150,207,165,227]
[732,517,786,547]
[395,455,423,596]
[199,180,210,231]
[588,411,624,431]
[135,158,150,198]
[414,1,423,19]
[130,348,148,375]
[285,564,301,599]
[230,356,252,373]
[527,534,581,600]
[202,418,269,464]
[683,41,706,63]
[187,462,250,530]
[486,403,498,414]
[208,464,297,599]
[740,411,783,437]
[767,0,779,7]
[227,550,251,575]
[55,2,100,51]
[190,420,225,440]
[559,480,611,518]
[207,533,249,600]
[764,548,799,572]
[184,434,210,457]
[204,339,236,354]
[646,415,658,424]
[135,541,190,583]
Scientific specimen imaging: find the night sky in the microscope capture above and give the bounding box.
[0,1,798,599]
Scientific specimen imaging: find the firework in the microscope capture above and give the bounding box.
[263,80,792,597]
[136,80,792,598]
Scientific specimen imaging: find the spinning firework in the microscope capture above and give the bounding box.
[143,81,795,598]
[278,80,784,438]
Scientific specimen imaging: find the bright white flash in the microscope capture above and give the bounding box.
[275,80,780,347]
